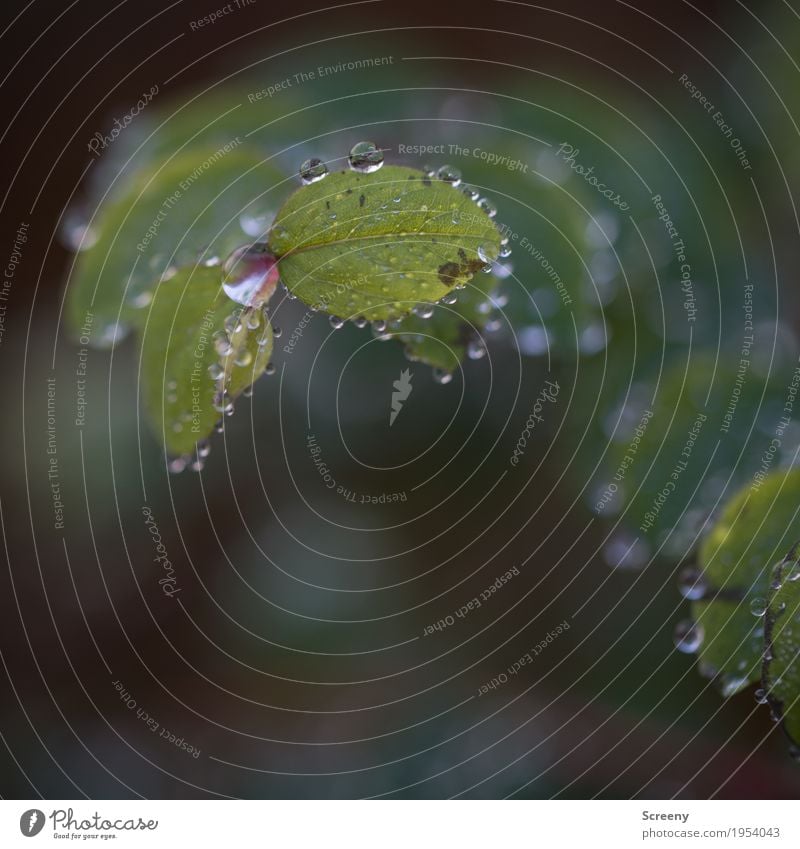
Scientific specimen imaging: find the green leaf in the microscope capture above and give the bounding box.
[268,166,502,322]
[693,470,800,699]
[139,263,273,457]
[66,143,283,345]
[394,272,499,371]
[763,547,800,751]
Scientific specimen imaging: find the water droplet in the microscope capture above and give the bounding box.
[239,210,274,238]
[246,310,261,331]
[329,315,345,329]
[127,290,153,309]
[213,330,232,357]
[477,198,497,218]
[461,185,479,201]
[678,566,707,600]
[354,316,368,328]
[196,440,211,459]
[272,324,282,338]
[750,597,767,617]
[242,385,254,398]
[467,338,487,360]
[499,245,512,259]
[265,362,276,376]
[348,141,384,173]
[477,245,490,264]
[235,350,253,367]
[160,266,178,283]
[208,363,224,381]
[224,314,242,336]
[720,674,749,698]
[436,164,462,186]
[222,244,280,307]
[213,391,234,414]
[754,688,769,704]
[433,368,453,385]
[299,158,328,183]
[441,291,458,305]
[168,456,188,474]
[190,458,205,472]
[373,319,387,333]
[60,210,98,252]
[485,318,502,333]
[673,620,704,654]
[518,325,549,356]
[413,304,434,319]
[202,255,221,268]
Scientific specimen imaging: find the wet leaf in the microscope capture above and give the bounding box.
[693,470,800,700]
[139,263,273,456]
[268,165,502,322]
[66,144,283,346]
[763,546,800,750]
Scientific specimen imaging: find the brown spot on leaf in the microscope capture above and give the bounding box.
[359,194,366,207]
[437,262,461,285]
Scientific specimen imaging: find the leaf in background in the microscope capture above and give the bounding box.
[66,144,284,346]
[393,271,500,371]
[692,470,800,699]
[268,165,502,322]
[139,263,273,457]
[763,546,800,751]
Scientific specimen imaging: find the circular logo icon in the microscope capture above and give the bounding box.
[19,810,45,837]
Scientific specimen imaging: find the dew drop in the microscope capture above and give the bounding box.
[677,566,707,600]
[477,198,497,218]
[461,185,479,201]
[168,456,188,474]
[127,290,153,309]
[208,363,224,380]
[246,310,261,331]
[196,440,211,459]
[673,620,704,654]
[373,319,387,333]
[354,316,368,329]
[213,330,232,357]
[433,368,453,385]
[441,291,458,305]
[60,210,98,252]
[750,597,767,617]
[242,385,254,398]
[235,350,253,367]
[329,315,345,329]
[272,324,282,338]
[348,141,384,173]
[299,158,328,183]
[413,304,435,319]
[265,362,276,376]
[755,687,769,704]
[467,338,487,360]
[222,244,280,308]
[436,164,462,186]
[213,391,234,414]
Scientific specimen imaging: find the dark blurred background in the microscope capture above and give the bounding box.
[2,0,800,799]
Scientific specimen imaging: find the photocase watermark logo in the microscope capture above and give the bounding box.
[19,809,45,837]
[389,369,413,426]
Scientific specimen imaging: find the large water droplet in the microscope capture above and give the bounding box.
[299,158,328,183]
[348,142,384,173]
[673,620,704,654]
[329,315,345,329]
[750,597,767,617]
[222,244,280,307]
[441,291,458,305]
[413,304,435,319]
